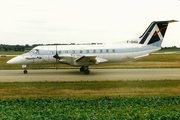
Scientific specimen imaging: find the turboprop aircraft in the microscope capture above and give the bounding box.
[7,20,178,74]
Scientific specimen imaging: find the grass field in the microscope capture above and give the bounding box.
[0,81,180,99]
[1,51,180,119]
[1,81,180,119]
[1,52,180,99]
[0,51,24,55]
[1,96,180,119]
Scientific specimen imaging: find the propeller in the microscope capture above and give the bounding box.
[53,44,60,70]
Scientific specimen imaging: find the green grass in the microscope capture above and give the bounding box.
[1,51,180,119]
[1,96,180,119]
[137,54,180,62]
[157,48,180,53]
[1,81,180,99]
[1,81,180,119]
[0,51,24,55]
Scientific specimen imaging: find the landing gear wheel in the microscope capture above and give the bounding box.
[84,69,90,75]
[80,66,85,72]
[23,69,28,74]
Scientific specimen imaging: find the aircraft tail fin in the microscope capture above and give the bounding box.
[138,20,178,46]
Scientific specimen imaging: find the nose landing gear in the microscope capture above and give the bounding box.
[22,65,28,74]
[23,69,28,74]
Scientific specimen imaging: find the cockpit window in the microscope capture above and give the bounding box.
[34,49,39,54]
[28,49,39,54]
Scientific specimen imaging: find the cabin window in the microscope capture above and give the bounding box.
[58,51,61,54]
[86,50,89,53]
[93,50,96,53]
[100,49,102,53]
[106,49,109,53]
[80,50,83,54]
[112,49,115,53]
[34,49,39,54]
[72,50,75,54]
[50,51,53,54]
[65,50,68,54]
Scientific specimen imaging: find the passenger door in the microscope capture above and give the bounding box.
[42,47,49,62]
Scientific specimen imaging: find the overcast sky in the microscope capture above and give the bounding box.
[0,0,180,47]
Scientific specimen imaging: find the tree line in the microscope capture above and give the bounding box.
[0,44,70,52]
[0,44,41,52]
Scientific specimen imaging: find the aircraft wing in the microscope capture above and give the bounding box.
[58,54,108,64]
[95,57,108,63]
[75,55,108,63]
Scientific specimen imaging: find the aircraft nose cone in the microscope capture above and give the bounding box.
[7,56,23,64]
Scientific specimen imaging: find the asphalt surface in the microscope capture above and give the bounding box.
[0,69,180,82]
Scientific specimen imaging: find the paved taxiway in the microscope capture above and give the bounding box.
[0,69,180,82]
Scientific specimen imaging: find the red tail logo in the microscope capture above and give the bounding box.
[153,26,167,36]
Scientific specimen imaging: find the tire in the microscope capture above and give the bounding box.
[24,70,28,74]
[84,69,90,75]
[80,67,85,72]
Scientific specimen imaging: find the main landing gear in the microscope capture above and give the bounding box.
[80,66,90,75]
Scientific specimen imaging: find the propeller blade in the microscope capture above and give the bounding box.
[53,44,59,70]
[53,54,59,59]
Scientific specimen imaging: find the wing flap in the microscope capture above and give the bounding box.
[57,54,108,64]
[76,56,96,63]
[95,57,108,63]
[76,56,108,63]
[75,55,85,62]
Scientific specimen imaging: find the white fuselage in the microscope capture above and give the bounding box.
[6,20,177,74]
[7,43,161,66]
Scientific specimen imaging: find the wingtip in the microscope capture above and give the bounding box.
[169,19,179,23]
[154,19,178,23]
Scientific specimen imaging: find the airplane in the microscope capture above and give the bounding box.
[7,20,178,74]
